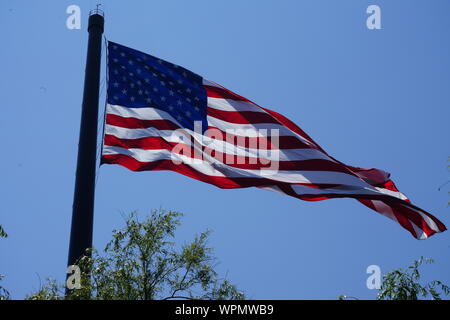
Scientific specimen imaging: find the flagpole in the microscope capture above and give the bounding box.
[67,8,104,289]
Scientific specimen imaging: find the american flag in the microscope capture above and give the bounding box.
[102,41,446,240]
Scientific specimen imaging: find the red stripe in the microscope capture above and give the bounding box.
[105,134,175,151]
[259,106,323,149]
[347,166,390,185]
[207,107,280,125]
[104,134,350,172]
[204,85,252,102]
[106,113,180,130]
[102,153,282,189]
[102,153,354,190]
[104,134,203,159]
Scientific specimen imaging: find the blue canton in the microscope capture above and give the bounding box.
[107,41,207,132]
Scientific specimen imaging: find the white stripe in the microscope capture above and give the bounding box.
[284,185,412,201]
[410,221,428,240]
[207,97,263,112]
[206,115,315,147]
[374,187,408,201]
[105,124,168,139]
[103,145,370,187]
[258,185,285,194]
[371,200,399,223]
[290,185,407,201]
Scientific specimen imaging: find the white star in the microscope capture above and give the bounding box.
[161,96,166,101]
[177,79,183,84]
[120,52,125,57]
[113,82,119,87]
[130,83,135,88]
[113,70,119,75]
[145,78,150,83]
[182,72,187,78]
[194,106,200,112]
[185,111,191,117]
[186,88,191,93]
[186,97,191,102]
[146,98,152,103]
[168,105,174,111]
[122,89,127,95]
[130,96,135,101]
[169,90,174,96]
[177,100,182,106]
[194,97,200,101]
[138,90,143,95]
[136,69,141,74]
[153,87,158,92]
[128,60,133,65]
[160,81,165,86]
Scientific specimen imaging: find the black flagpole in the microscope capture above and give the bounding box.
[67,9,104,285]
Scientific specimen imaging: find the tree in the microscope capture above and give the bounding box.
[0,225,7,239]
[27,209,245,300]
[339,257,450,300]
[0,225,9,300]
[377,257,449,300]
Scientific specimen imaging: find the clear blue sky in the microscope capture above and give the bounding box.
[1,0,449,299]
